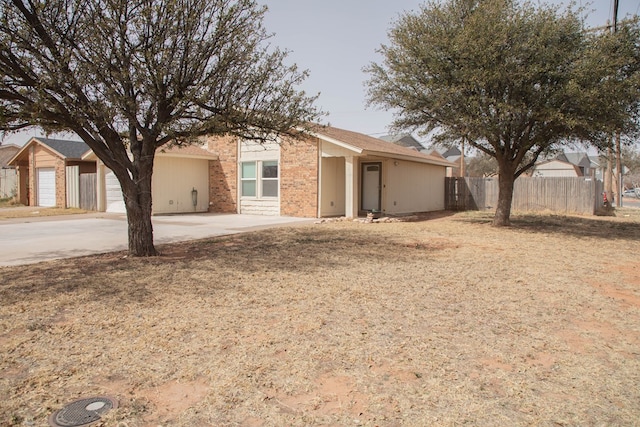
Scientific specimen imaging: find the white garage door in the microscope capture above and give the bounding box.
[37,168,56,207]
[105,169,126,213]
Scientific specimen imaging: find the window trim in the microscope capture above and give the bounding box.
[240,161,257,198]
[240,160,279,199]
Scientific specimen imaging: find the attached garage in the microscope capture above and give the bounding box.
[8,138,93,208]
[90,144,217,215]
[37,168,56,207]
[105,169,126,213]
[152,155,212,214]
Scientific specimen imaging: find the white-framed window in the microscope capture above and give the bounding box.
[241,160,279,198]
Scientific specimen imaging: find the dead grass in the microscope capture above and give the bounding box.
[1,210,640,426]
[0,206,89,220]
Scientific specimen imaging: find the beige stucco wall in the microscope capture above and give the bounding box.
[383,159,446,215]
[320,157,346,216]
[151,156,211,214]
[533,161,579,177]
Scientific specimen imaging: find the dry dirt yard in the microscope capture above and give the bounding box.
[1,210,640,427]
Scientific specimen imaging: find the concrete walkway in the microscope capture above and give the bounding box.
[0,212,314,267]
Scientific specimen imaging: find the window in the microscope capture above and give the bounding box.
[262,161,278,197]
[241,161,278,198]
[241,162,256,197]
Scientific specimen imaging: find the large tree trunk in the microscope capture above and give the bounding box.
[116,161,158,257]
[493,161,516,227]
[124,187,157,256]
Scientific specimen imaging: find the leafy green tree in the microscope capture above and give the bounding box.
[0,0,321,256]
[366,0,640,225]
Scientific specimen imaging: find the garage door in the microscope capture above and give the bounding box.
[105,169,126,213]
[37,168,56,207]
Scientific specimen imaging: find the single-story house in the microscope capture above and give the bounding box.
[532,152,606,179]
[10,137,217,213]
[9,138,94,207]
[0,144,20,199]
[83,144,218,214]
[531,158,583,177]
[205,125,453,218]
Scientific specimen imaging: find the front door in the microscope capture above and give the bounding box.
[361,162,381,212]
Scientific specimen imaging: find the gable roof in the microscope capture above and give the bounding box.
[380,134,425,151]
[440,147,462,158]
[534,159,582,176]
[557,152,591,168]
[311,126,453,167]
[32,138,90,159]
[9,137,91,166]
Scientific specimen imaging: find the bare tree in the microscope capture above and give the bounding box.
[0,0,322,255]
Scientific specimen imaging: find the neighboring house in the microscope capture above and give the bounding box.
[83,144,218,214]
[557,152,594,176]
[10,137,218,213]
[380,134,426,151]
[532,152,603,178]
[532,159,582,177]
[9,138,94,207]
[588,155,604,180]
[0,144,20,199]
[205,125,453,218]
[437,147,464,177]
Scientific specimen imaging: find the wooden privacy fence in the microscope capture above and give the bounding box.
[0,168,17,199]
[66,166,97,210]
[445,177,605,215]
[80,173,97,211]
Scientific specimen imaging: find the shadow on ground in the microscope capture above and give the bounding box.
[455,209,640,242]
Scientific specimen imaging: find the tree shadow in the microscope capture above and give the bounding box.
[457,210,640,242]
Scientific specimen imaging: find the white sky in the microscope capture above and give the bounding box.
[259,0,639,137]
[2,0,638,146]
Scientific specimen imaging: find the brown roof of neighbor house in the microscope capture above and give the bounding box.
[311,125,454,167]
[157,144,218,159]
[81,142,218,161]
[0,144,21,167]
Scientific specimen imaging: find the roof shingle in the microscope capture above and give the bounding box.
[312,126,452,167]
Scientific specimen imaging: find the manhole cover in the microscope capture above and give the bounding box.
[48,396,117,427]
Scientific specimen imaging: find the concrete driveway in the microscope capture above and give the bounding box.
[0,212,314,267]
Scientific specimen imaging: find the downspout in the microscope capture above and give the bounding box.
[317,138,322,218]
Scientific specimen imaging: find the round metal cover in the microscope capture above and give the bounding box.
[48,396,117,427]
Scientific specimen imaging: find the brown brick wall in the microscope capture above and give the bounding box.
[28,146,35,206]
[24,144,66,207]
[280,136,319,217]
[55,157,66,208]
[206,135,238,213]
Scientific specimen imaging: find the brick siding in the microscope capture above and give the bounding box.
[55,157,66,207]
[280,136,319,217]
[206,135,238,213]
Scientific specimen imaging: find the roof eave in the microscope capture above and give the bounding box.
[364,150,455,167]
[157,151,218,160]
[311,132,363,154]
[7,138,40,165]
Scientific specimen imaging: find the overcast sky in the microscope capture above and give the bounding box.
[259,0,639,138]
[3,0,638,146]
